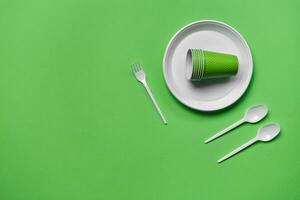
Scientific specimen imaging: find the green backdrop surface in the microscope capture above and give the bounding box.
[0,0,299,199]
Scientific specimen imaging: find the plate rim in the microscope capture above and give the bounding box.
[162,19,253,111]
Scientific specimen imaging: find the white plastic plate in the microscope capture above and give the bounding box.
[163,20,253,111]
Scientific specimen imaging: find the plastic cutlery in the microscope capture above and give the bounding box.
[204,104,268,144]
[218,123,280,163]
[132,64,167,125]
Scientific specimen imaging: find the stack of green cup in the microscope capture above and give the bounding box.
[186,49,239,81]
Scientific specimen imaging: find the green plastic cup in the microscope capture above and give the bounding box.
[186,49,239,81]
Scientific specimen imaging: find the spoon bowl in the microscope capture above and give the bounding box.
[257,123,281,142]
[244,104,268,123]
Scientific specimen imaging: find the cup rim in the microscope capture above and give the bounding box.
[186,49,193,80]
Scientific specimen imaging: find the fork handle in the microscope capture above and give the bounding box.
[143,83,168,125]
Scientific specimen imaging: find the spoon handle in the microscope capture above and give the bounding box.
[204,119,244,144]
[218,138,257,163]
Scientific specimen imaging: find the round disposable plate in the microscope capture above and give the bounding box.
[163,20,253,111]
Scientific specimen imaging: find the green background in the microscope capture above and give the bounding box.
[0,0,299,199]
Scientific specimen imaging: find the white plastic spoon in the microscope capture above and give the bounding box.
[204,104,268,144]
[218,123,280,163]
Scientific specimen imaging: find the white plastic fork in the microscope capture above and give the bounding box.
[132,64,167,125]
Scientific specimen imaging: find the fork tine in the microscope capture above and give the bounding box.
[132,63,145,78]
[133,64,139,71]
[137,65,141,72]
[132,64,137,73]
[132,63,140,77]
[132,66,137,76]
